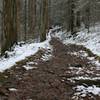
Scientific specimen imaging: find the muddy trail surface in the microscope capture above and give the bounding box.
[0,38,100,100]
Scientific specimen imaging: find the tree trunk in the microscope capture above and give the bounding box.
[24,0,27,41]
[28,0,36,39]
[67,0,76,35]
[1,0,17,55]
[40,0,49,42]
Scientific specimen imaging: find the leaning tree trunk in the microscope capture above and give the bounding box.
[40,0,49,42]
[1,0,17,55]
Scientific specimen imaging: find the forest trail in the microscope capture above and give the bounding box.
[0,38,100,100]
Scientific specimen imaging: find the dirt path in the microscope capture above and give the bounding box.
[0,38,100,100]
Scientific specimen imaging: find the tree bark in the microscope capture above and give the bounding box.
[28,0,36,39]
[1,0,17,55]
[40,0,49,42]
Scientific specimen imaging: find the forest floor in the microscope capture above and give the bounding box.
[0,37,100,100]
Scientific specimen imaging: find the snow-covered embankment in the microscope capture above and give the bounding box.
[0,30,52,72]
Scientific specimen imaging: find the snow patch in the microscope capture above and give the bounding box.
[27,61,38,65]
[73,85,100,98]
[23,65,37,70]
[41,53,52,61]
[69,50,88,58]
[70,76,100,81]
[54,26,100,68]
[63,30,100,56]
[0,29,52,72]
[87,56,100,70]
[9,88,17,92]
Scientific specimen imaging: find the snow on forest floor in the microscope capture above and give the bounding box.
[52,26,100,99]
[72,85,100,99]
[0,26,100,99]
[68,60,100,98]
[53,26,100,67]
[0,30,52,72]
[66,49,100,98]
[55,25,100,56]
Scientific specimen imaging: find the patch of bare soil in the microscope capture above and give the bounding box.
[0,38,100,100]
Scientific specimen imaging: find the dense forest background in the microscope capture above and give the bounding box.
[0,0,100,55]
